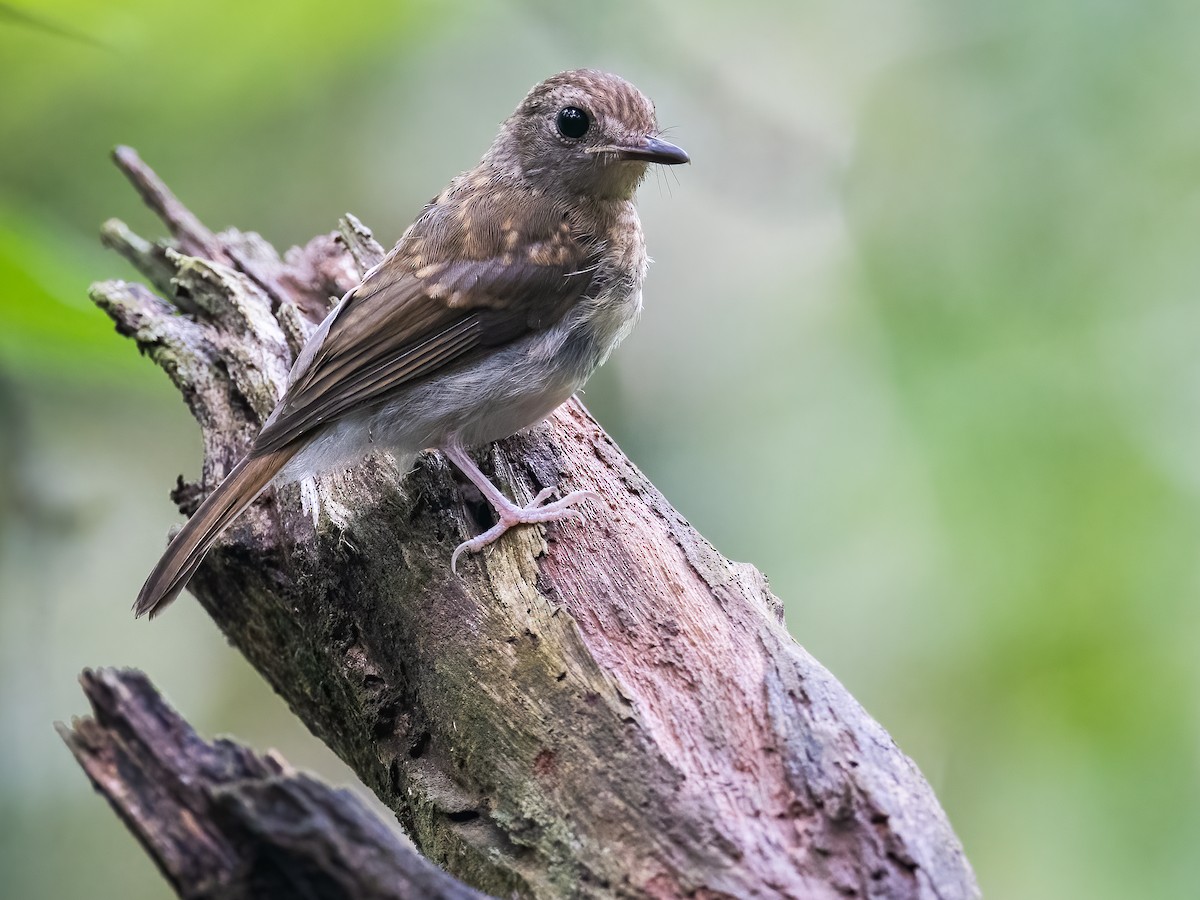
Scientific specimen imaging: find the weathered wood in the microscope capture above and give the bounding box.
[87,147,979,899]
[58,668,488,900]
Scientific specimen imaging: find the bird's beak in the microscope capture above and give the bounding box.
[611,135,690,165]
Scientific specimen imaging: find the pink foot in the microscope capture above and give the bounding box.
[451,487,601,573]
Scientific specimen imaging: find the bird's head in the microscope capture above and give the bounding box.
[489,69,689,201]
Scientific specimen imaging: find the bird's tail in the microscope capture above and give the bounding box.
[134,447,296,618]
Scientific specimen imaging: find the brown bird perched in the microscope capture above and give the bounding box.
[134,69,688,618]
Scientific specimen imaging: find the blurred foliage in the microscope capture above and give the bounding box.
[0,0,444,383]
[2,2,1200,899]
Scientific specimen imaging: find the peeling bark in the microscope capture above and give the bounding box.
[80,146,979,899]
[59,668,487,900]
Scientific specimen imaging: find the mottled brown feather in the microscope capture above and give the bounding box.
[253,185,599,454]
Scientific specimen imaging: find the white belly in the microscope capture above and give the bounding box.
[278,285,642,483]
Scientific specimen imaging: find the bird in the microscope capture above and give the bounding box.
[135,68,688,618]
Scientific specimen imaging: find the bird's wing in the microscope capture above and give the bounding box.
[253,187,597,454]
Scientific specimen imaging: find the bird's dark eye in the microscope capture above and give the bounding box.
[556,106,590,140]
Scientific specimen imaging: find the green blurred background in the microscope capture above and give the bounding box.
[3,1,1199,897]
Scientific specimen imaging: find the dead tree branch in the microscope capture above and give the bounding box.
[78,147,979,899]
[58,667,488,900]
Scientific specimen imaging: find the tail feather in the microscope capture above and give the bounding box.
[135,448,296,618]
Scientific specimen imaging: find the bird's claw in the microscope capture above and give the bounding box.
[451,488,601,574]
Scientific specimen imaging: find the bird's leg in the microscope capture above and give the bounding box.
[442,442,600,572]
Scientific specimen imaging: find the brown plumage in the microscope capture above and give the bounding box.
[136,449,296,616]
[135,69,687,618]
[254,185,600,454]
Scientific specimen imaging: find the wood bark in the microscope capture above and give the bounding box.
[81,146,980,899]
[59,668,488,900]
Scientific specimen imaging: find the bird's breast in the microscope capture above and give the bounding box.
[576,204,647,354]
